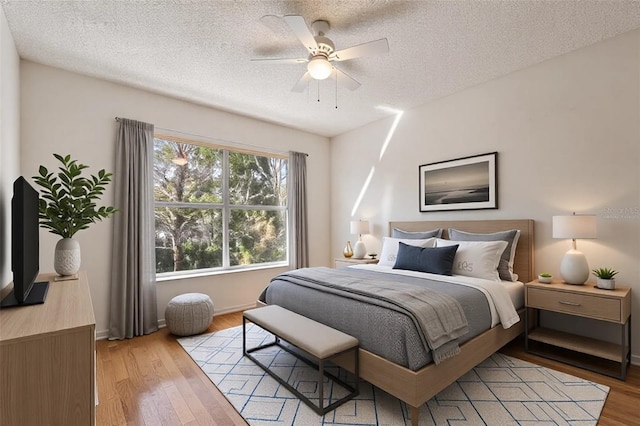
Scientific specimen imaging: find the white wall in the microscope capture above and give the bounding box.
[0,6,20,290]
[20,61,331,337]
[331,30,640,361]
[9,16,639,363]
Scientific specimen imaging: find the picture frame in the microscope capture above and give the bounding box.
[419,152,497,212]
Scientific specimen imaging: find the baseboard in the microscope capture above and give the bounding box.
[95,303,255,340]
[214,302,256,316]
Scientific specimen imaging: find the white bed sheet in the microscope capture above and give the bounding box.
[502,279,525,310]
[349,264,523,328]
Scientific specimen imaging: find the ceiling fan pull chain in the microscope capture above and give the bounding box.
[335,68,338,109]
[317,79,320,103]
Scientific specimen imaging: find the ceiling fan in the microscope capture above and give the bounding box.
[252,15,389,92]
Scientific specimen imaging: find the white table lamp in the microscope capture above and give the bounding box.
[350,220,370,259]
[552,213,596,285]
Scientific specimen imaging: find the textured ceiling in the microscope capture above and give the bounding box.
[2,1,640,137]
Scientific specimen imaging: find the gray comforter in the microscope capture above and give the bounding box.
[259,267,492,371]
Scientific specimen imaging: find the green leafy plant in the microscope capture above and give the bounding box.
[592,267,618,280]
[32,154,117,238]
[539,272,552,278]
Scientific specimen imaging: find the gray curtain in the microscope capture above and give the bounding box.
[288,151,309,269]
[108,118,158,339]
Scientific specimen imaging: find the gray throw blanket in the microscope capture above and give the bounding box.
[275,267,469,364]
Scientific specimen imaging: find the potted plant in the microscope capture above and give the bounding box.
[537,272,553,284]
[33,154,117,276]
[592,267,618,290]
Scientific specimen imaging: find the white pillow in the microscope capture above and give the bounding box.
[447,228,521,281]
[435,239,508,281]
[378,237,435,267]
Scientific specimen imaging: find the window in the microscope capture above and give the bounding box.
[153,136,288,276]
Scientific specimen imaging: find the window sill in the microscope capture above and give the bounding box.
[156,262,289,283]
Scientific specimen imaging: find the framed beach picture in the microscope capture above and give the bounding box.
[419,152,497,212]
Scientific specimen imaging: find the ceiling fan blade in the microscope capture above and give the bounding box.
[283,15,318,54]
[258,14,287,35]
[330,38,389,61]
[291,72,313,92]
[332,67,361,91]
[251,57,307,64]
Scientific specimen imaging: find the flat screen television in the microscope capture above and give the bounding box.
[0,176,49,308]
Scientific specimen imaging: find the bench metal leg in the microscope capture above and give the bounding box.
[243,316,279,354]
[243,317,359,416]
[318,359,324,411]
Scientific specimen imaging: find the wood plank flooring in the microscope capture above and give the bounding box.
[96,311,639,425]
[96,312,247,426]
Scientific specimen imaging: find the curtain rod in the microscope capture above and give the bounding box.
[114,117,308,157]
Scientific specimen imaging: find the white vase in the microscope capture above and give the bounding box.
[54,238,81,276]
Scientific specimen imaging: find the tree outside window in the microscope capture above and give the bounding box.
[153,137,287,275]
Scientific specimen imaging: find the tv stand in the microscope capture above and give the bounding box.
[0,272,95,425]
[0,280,49,308]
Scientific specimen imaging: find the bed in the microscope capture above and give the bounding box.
[260,219,534,425]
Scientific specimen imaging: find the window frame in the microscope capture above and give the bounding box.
[153,134,289,280]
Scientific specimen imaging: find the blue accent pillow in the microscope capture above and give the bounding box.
[393,242,459,275]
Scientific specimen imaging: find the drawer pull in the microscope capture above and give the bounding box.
[559,300,581,307]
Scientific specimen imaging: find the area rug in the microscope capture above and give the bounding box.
[178,324,609,425]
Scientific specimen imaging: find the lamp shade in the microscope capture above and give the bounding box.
[350,220,370,235]
[552,215,596,239]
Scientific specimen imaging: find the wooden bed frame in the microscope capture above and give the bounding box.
[330,219,535,426]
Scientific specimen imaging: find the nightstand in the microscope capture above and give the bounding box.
[334,258,378,268]
[525,279,631,379]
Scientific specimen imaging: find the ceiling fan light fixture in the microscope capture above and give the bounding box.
[172,147,188,166]
[307,55,332,80]
[171,156,188,166]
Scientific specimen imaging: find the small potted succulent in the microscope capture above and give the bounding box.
[537,272,553,284]
[592,267,618,290]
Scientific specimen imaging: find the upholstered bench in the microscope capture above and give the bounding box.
[243,305,359,415]
[165,293,214,336]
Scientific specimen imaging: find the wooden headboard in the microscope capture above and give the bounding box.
[388,219,535,283]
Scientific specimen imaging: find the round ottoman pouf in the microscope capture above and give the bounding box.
[165,293,215,336]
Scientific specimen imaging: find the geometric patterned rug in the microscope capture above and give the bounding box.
[178,324,609,425]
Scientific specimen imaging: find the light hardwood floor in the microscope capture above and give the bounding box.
[96,311,639,425]
[96,312,247,426]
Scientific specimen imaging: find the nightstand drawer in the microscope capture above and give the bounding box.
[527,287,621,322]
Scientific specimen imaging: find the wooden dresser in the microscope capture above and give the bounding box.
[0,271,96,425]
